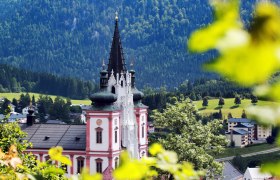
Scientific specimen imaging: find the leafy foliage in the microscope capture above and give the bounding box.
[189,0,280,177]
[152,99,227,176]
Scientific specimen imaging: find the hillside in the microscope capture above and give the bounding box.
[0,0,265,88]
[0,92,91,105]
[0,64,96,99]
[194,98,280,118]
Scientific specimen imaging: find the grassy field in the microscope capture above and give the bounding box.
[215,143,277,158]
[193,98,279,118]
[0,92,91,105]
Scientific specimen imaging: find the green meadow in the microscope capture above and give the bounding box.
[193,98,279,118]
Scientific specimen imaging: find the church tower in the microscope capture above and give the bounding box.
[85,14,148,177]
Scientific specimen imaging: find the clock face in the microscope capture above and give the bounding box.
[96,119,102,126]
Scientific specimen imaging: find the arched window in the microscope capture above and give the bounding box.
[141,151,145,158]
[114,157,119,168]
[111,86,115,94]
[141,123,145,138]
[45,155,50,163]
[96,127,103,144]
[61,164,68,173]
[77,156,85,174]
[115,127,118,143]
[95,158,103,173]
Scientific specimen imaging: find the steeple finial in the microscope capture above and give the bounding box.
[102,59,106,70]
[107,12,127,78]
[130,58,134,68]
[115,11,118,21]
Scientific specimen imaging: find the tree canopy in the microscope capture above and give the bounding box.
[152,99,227,175]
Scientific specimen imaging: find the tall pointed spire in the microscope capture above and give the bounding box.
[107,12,126,77]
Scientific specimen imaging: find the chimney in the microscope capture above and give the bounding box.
[26,106,35,126]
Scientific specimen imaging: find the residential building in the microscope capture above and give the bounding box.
[21,14,148,178]
[243,167,274,180]
[226,129,249,147]
[226,118,272,147]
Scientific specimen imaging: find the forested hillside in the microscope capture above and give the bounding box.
[0,64,96,99]
[0,0,266,88]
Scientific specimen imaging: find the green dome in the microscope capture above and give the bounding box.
[90,91,117,104]
[132,88,144,102]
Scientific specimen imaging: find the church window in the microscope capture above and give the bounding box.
[96,158,103,173]
[115,127,118,143]
[141,123,145,138]
[114,157,119,168]
[111,86,115,94]
[141,151,145,157]
[77,156,85,174]
[121,80,123,87]
[45,155,50,163]
[96,127,103,144]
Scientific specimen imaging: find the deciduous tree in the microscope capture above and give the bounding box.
[152,99,227,176]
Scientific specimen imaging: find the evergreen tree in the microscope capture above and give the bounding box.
[11,98,19,113]
[228,112,233,119]
[241,110,247,119]
[32,95,36,105]
[218,109,223,120]
[234,95,241,106]
[202,97,208,107]
[0,98,11,115]
[251,95,258,104]
[218,97,225,107]
[189,92,196,101]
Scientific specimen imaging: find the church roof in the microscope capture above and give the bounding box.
[20,124,86,150]
[107,14,126,77]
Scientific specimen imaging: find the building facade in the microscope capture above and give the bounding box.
[226,118,272,147]
[22,15,148,178]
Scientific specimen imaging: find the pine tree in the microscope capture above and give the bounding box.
[202,97,208,107]
[251,95,258,104]
[234,95,241,106]
[218,109,223,119]
[218,97,225,107]
[228,112,233,119]
[241,110,247,119]
[32,95,36,105]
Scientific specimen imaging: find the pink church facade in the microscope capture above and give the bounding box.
[22,14,148,178]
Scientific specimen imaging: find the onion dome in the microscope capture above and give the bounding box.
[90,90,117,104]
[132,88,144,101]
[90,64,117,105]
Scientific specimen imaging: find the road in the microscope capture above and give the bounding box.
[215,147,280,162]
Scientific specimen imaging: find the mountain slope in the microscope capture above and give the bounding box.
[0,64,96,99]
[0,0,265,88]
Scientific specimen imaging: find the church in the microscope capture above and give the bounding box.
[20,14,148,178]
